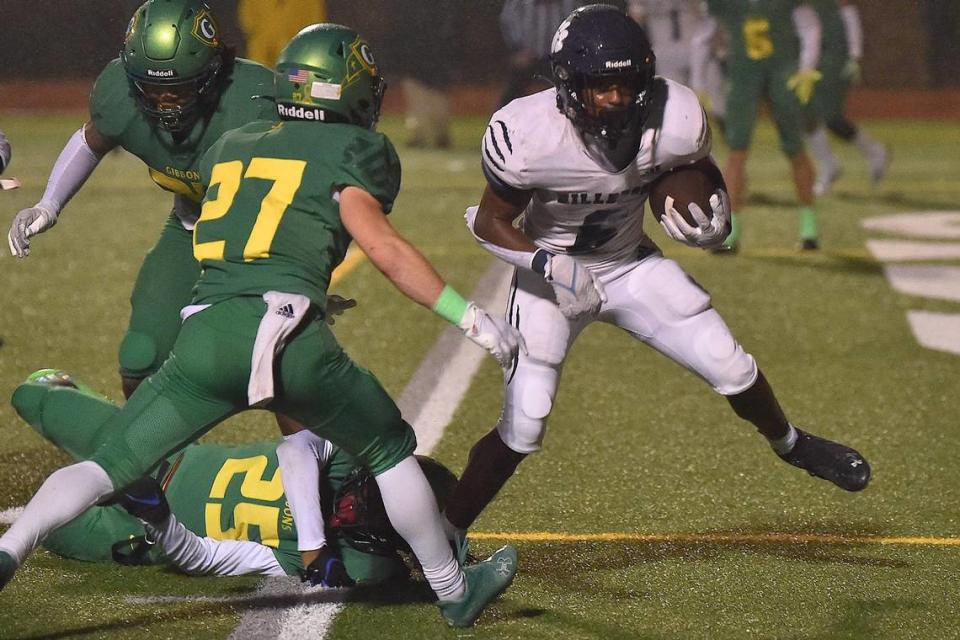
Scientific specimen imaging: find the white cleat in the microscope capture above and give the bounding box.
[866,143,890,187]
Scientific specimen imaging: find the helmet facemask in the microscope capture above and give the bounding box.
[130,56,222,133]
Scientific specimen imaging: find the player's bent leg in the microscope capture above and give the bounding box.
[120,214,200,398]
[12,376,120,461]
[42,504,153,565]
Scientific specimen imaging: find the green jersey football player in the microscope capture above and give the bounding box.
[6,0,275,399]
[12,369,460,585]
[0,23,521,629]
[703,0,823,250]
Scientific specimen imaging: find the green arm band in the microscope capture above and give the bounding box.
[432,285,470,325]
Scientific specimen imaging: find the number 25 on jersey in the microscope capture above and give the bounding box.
[194,157,307,262]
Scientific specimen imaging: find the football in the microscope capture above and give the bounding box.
[648,159,727,226]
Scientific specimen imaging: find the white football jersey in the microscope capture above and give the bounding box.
[481,78,711,271]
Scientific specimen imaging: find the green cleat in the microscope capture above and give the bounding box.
[437,545,518,628]
[0,550,17,591]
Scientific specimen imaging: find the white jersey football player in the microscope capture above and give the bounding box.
[442,5,870,538]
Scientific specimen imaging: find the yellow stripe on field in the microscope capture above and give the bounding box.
[330,250,366,287]
[471,531,960,546]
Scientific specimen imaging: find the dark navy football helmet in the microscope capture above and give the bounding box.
[550,4,656,141]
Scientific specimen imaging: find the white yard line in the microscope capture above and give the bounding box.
[229,261,512,640]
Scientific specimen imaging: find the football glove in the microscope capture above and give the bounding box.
[787,69,822,105]
[299,546,355,588]
[325,294,357,325]
[659,190,731,249]
[458,303,525,369]
[115,477,171,526]
[843,58,862,85]
[537,250,607,319]
[8,203,58,258]
[0,129,10,174]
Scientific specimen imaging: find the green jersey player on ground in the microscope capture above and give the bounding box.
[803,0,888,196]
[703,0,822,251]
[0,23,521,629]
[6,0,274,399]
[12,370,459,585]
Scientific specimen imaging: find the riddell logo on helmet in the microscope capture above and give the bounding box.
[605,59,632,69]
[277,103,325,121]
[146,69,176,78]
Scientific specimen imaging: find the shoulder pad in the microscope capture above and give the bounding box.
[89,59,137,140]
[654,79,711,166]
[481,90,557,194]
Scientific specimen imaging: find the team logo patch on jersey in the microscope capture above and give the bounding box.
[191,8,219,47]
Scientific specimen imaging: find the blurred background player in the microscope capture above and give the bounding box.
[11,369,415,586]
[804,0,888,196]
[6,0,275,400]
[442,5,870,545]
[0,23,521,628]
[0,129,9,175]
[238,0,327,68]
[498,0,588,107]
[629,0,727,127]
[703,0,823,251]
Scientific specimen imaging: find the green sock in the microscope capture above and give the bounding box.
[799,206,818,240]
[724,212,741,247]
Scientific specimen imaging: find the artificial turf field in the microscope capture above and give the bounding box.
[0,112,959,639]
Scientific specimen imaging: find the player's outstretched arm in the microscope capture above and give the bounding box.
[339,185,523,368]
[7,122,115,258]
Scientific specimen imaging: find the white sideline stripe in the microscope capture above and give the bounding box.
[229,261,512,640]
[0,506,24,524]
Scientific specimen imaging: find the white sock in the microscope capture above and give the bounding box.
[376,457,465,601]
[276,431,328,551]
[770,424,799,455]
[806,127,838,170]
[854,130,880,155]
[0,461,114,565]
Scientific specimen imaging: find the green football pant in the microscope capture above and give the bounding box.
[93,296,417,490]
[724,61,805,156]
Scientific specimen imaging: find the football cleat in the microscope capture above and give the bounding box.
[800,237,820,251]
[0,550,17,591]
[26,368,78,388]
[437,545,518,628]
[777,428,870,492]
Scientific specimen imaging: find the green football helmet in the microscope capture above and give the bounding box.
[274,24,385,129]
[121,0,224,132]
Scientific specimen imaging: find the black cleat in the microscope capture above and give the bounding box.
[800,237,820,251]
[777,428,870,491]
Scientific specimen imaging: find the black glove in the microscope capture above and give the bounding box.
[115,477,171,526]
[299,546,355,588]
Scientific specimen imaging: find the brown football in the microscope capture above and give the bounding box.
[648,159,727,226]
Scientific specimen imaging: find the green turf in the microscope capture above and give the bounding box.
[1,113,959,639]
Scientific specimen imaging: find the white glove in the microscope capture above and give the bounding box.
[458,302,525,369]
[8,202,59,258]
[0,130,10,174]
[542,252,607,319]
[659,190,731,249]
[325,294,357,325]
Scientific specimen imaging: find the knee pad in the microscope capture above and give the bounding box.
[118,330,159,379]
[498,361,558,454]
[694,317,758,395]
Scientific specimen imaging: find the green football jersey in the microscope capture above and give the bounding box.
[164,440,361,576]
[706,0,802,66]
[89,57,276,206]
[808,0,848,64]
[192,120,401,309]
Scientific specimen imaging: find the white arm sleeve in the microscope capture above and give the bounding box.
[793,5,822,71]
[689,15,719,92]
[840,4,863,59]
[464,205,539,270]
[38,127,104,215]
[276,430,334,552]
[145,514,287,577]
